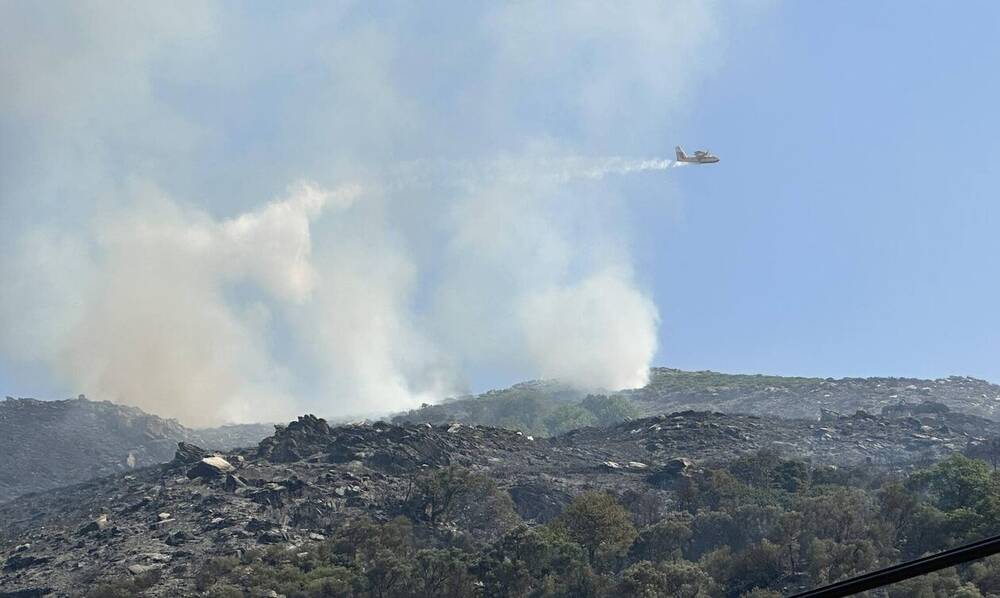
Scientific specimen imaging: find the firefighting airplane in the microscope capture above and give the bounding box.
[675,146,719,164]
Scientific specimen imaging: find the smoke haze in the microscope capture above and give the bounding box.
[0,2,754,425]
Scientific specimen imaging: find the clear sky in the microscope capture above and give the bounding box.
[640,2,1000,381]
[1,2,999,422]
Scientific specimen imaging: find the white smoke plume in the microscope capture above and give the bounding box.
[388,157,685,192]
[0,2,753,425]
[518,268,659,389]
[3,183,360,425]
[1,158,666,425]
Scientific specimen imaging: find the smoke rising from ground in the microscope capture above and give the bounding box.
[2,161,664,425]
[3,183,361,425]
[0,2,750,425]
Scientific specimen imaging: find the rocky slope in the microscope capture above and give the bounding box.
[623,368,1000,420]
[0,397,274,503]
[395,368,1000,431]
[6,368,999,504]
[2,405,999,596]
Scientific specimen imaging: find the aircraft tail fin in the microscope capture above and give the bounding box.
[675,146,686,161]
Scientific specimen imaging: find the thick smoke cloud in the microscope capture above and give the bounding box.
[3,183,360,425]
[518,269,659,389]
[0,2,746,425]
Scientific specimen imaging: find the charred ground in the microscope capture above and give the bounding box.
[4,403,1000,596]
[4,369,998,505]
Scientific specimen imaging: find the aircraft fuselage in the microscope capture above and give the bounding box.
[675,145,719,164]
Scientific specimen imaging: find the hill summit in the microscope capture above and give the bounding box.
[394,368,1000,434]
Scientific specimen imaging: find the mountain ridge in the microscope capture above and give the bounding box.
[0,396,274,503]
[5,368,1000,504]
[394,368,1000,432]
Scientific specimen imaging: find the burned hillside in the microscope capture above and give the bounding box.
[0,397,274,503]
[3,406,1000,595]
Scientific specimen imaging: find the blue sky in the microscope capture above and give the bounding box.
[1,2,999,422]
[638,2,1000,381]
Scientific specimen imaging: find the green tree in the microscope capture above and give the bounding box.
[967,554,1000,596]
[327,516,414,563]
[194,557,240,591]
[725,540,786,595]
[698,546,735,587]
[618,560,717,598]
[544,404,597,435]
[804,537,881,588]
[579,395,637,426]
[630,519,692,563]
[879,481,917,532]
[676,475,701,514]
[774,460,810,493]
[887,567,979,598]
[85,571,163,598]
[493,393,554,436]
[414,549,478,598]
[688,511,740,558]
[301,567,357,598]
[365,549,416,598]
[550,492,637,564]
[620,489,666,528]
[475,526,589,598]
[407,467,520,543]
[798,488,871,543]
[728,449,782,489]
[734,505,783,548]
[904,455,1000,550]
[908,454,996,512]
[698,469,746,512]
[769,511,803,572]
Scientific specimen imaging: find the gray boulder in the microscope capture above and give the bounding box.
[186,455,235,479]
